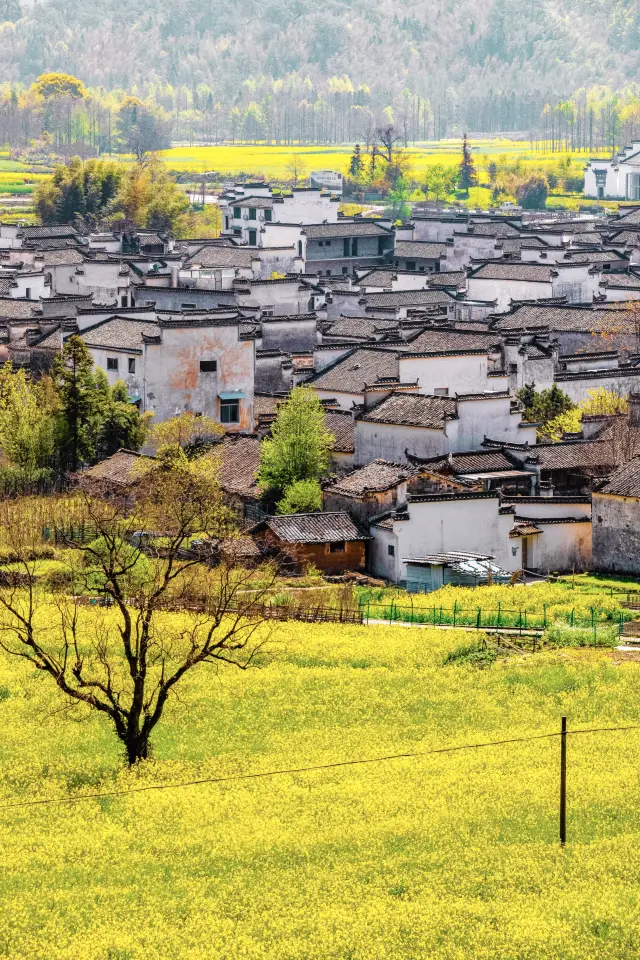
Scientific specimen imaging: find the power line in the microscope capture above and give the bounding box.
[2,723,639,813]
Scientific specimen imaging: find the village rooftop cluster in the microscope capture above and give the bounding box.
[3,181,640,583]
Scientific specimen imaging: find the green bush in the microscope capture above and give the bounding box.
[0,545,55,566]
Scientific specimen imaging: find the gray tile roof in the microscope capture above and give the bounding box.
[409,450,517,473]
[19,225,79,240]
[185,245,258,269]
[599,456,640,497]
[326,459,412,498]
[0,277,16,296]
[82,449,155,486]
[259,511,367,543]
[323,316,396,340]
[468,221,521,238]
[308,348,399,394]
[530,440,615,471]
[600,271,640,288]
[470,263,554,282]
[358,391,458,428]
[216,434,261,498]
[325,410,355,453]
[427,271,466,288]
[614,209,640,227]
[304,221,390,239]
[494,304,637,334]
[362,289,455,309]
[401,327,501,355]
[0,298,40,321]
[235,197,274,209]
[41,249,86,266]
[394,241,448,259]
[358,269,397,288]
[76,316,159,351]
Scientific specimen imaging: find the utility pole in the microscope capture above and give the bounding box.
[560,716,567,846]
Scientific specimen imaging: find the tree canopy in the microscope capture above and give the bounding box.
[258,388,334,499]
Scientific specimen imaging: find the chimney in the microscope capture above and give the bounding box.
[170,265,179,287]
[539,480,554,498]
[629,392,640,428]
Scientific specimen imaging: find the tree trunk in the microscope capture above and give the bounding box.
[125,732,149,765]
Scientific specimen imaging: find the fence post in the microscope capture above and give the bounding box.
[543,604,548,628]
[518,609,522,635]
[477,607,481,629]
[453,601,457,627]
[497,602,501,628]
[570,608,575,627]
[591,607,596,646]
[560,716,567,846]
[367,600,370,625]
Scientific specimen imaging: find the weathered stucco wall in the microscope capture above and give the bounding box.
[592,492,640,573]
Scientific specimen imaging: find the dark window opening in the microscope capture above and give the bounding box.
[233,206,241,218]
[106,357,118,371]
[343,238,350,257]
[181,303,197,310]
[200,360,218,373]
[352,238,359,256]
[25,287,31,300]
[406,261,416,271]
[128,358,136,374]
[264,209,272,222]
[249,208,257,220]
[298,240,303,257]
[378,237,386,255]
[248,229,257,245]
[220,399,240,424]
[233,228,242,237]
[388,544,395,556]
[329,540,346,553]
[121,295,128,307]
[342,266,348,275]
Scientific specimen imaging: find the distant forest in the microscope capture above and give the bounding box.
[1,0,640,148]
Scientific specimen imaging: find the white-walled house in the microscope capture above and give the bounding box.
[467,261,600,313]
[369,492,592,583]
[585,144,640,200]
[43,250,132,306]
[354,391,537,465]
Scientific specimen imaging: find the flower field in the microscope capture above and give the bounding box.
[1,612,640,959]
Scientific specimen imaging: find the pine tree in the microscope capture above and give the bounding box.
[349,143,362,177]
[458,133,477,196]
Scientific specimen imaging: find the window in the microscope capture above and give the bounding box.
[351,238,359,256]
[106,357,118,371]
[121,295,128,307]
[225,216,230,230]
[298,240,303,257]
[434,387,449,396]
[329,540,345,553]
[628,174,640,201]
[249,208,257,220]
[341,266,348,275]
[181,302,197,310]
[248,229,257,245]
[220,399,240,424]
[318,240,324,247]
[326,269,332,276]
[343,238,350,257]
[325,240,332,247]
[378,237,386,256]
[264,209,272,222]
[25,288,31,300]
[200,360,217,373]
[233,206,241,218]
[128,358,136,375]
[388,544,395,557]
[406,261,416,271]
[233,228,242,237]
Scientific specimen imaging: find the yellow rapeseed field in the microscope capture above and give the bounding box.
[1,611,640,959]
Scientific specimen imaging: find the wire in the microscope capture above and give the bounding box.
[1,723,639,813]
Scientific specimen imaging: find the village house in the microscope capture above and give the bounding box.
[592,457,640,574]
[585,146,640,200]
[251,512,368,574]
[368,491,592,584]
[467,261,601,313]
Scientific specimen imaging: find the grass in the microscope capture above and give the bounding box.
[1,609,640,958]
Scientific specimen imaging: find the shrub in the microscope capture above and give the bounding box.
[515,176,548,209]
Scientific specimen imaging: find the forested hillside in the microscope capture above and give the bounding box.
[0,0,639,136]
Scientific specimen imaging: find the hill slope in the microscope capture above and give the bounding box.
[0,0,637,105]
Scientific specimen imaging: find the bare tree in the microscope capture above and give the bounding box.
[373,125,402,164]
[0,451,278,765]
[285,153,308,187]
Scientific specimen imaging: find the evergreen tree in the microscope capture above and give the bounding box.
[258,387,334,496]
[349,143,362,176]
[52,336,100,473]
[458,133,477,196]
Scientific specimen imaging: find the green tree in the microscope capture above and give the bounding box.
[515,176,548,210]
[112,157,189,233]
[34,157,123,225]
[51,336,100,473]
[423,163,456,201]
[458,133,477,196]
[276,479,323,514]
[384,175,411,221]
[258,387,334,495]
[116,96,171,160]
[96,376,152,459]
[518,383,576,441]
[0,363,55,485]
[349,143,363,176]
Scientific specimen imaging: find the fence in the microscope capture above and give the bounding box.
[358,596,630,639]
